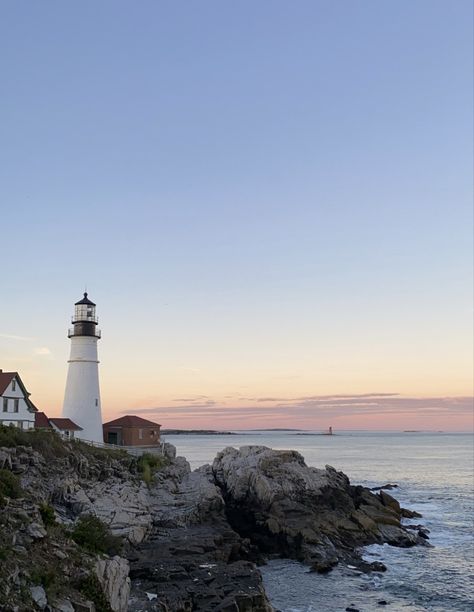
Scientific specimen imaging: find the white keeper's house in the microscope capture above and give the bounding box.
[0,370,37,429]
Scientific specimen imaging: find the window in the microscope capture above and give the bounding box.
[3,398,8,412]
[95,399,98,406]
[138,429,143,440]
[12,379,16,391]
[13,399,19,413]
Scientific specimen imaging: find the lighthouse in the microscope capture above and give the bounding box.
[62,293,103,443]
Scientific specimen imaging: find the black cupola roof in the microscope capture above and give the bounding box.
[75,292,96,306]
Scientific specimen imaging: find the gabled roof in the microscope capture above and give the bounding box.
[0,371,35,412]
[0,371,16,395]
[35,412,52,429]
[103,415,161,428]
[49,418,83,431]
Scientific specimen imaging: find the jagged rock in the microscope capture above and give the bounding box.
[95,555,130,612]
[1,438,425,612]
[379,490,401,513]
[30,585,47,609]
[212,446,425,568]
[162,442,177,460]
[27,522,47,539]
[0,449,13,470]
[72,603,96,612]
[53,600,75,612]
[128,463,272,611]
[371,483,398,491]
[401,507,422,519]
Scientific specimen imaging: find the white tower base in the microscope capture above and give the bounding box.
[62,336,103,443]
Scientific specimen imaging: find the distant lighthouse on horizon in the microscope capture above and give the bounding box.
[62,292,103,442]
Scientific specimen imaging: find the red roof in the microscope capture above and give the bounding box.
[103,415,161,428]
[35,412,52,429]
[49,418,83,431]
[0,371,17,395]
[0,371,37,412]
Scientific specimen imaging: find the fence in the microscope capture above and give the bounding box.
[70,435,166,457]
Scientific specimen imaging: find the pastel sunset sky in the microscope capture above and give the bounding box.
[1,1,472,431]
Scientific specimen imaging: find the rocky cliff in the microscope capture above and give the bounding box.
[0,429,426,612]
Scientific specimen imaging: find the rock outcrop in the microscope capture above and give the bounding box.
[212,446,424,569]
[128,463,272,611]
[95,556,131,612]
[0,439,140,611]
[0,432,426,612]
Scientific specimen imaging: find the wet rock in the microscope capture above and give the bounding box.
[369,561,387,572]
[378,601,389,606]
[371,484,398,491]
[400,507,422,519]
[309,557,338,573]
[378,490,401,513]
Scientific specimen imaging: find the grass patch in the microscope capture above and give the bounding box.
[0,469,22,500]
[30,567,57,589]
[39,503,56,527]
[71,515,122,556]
[73,439,129,462]
[78,574,112,612]
[136,452,168,486]
[0,425,68,459]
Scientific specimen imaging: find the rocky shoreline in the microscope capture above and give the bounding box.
[0,432,428,611]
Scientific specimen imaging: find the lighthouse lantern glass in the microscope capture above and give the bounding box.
[74,304,96,322]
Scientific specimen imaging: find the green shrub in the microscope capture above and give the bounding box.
[30,568,57,589]
[136,452,168,485]
[71,515,122,555]
[74,440,128,462]
[0,469,22,499]
[39,503,56,526]
[0,425,68,459]
[78,574,112,612]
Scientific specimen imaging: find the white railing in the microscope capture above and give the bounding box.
[68,327,101,338]
[70,436,166,457]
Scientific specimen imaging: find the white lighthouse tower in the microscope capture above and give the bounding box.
[62,293,103,443]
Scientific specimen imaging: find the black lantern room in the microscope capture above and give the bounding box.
[68,293,101,338]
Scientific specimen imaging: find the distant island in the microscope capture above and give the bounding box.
[161,429,236,435]
[243,428,303,432]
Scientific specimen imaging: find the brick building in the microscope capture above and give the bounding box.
[102,415,161,447]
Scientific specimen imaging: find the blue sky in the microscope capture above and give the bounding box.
[0,1,472,428]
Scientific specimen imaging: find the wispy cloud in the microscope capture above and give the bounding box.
[173,395,210,402]
[34,347,52,356]
[0,333,35,341]
[120,394,473,427]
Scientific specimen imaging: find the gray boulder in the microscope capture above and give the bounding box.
[212,446,424,567]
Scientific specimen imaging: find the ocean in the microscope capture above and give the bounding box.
[165,430,474,612]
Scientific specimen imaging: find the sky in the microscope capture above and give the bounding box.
[0,1,472,431]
